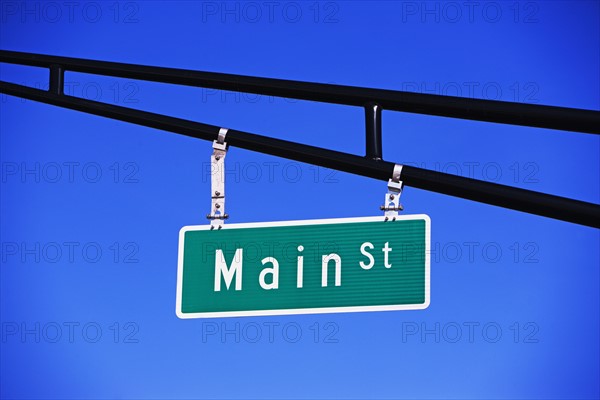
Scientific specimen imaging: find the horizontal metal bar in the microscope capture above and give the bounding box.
[1,81,598,228]
[1,50,599,134]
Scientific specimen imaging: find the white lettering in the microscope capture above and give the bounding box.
[322,254,341,287]
[260,257,279,290]
[383,242,392,268]
[214,249,243,291]
[359,242,375,270]
[297,245,304,288]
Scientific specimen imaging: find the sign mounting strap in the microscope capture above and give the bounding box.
[381,164,404,221]
[207,128,229,229]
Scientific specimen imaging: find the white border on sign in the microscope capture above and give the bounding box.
[176,215,431,319]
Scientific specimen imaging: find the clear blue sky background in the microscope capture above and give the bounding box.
[1,1,599,399]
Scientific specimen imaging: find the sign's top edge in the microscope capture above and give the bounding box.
[179,214,431,234]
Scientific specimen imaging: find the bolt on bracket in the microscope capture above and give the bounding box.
[381,164,404,221]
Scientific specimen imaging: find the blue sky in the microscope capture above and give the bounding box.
[1,1,599,399]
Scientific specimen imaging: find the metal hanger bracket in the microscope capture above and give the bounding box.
[381,164,404,221]
[207,128,229,229]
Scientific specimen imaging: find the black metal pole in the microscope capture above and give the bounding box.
[1,50,599,134]
[365,102,383,161]
[1,81,598,228]
[49,65,63,95]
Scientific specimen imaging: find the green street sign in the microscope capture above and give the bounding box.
[176,215,430,318]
